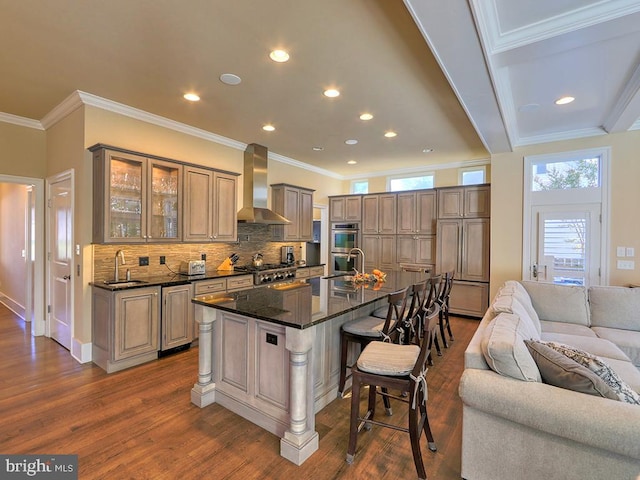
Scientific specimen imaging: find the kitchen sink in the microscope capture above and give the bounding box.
[103,279,148,287]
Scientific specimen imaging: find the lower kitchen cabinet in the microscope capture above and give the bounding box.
[162,283,194,351]
[362,234,396,272]
[449,280,489,317]
[92,285,161,373]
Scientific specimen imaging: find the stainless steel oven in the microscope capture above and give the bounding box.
[331,223,359,253]
[331,252,361,274]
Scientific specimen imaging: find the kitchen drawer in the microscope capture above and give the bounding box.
[308,266,324,278]
[194,278,227,295]
[295,268,310,279]
[227,275,254,291]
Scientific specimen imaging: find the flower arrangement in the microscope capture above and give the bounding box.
[351,268,387,284]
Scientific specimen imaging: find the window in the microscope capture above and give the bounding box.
[387,173,434,192]
[351,180,368,194]
[459,166,485,185]
[531,157,600,191]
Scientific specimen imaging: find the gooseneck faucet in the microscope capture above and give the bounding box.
[114,249,126,282]
[347,247,365,273]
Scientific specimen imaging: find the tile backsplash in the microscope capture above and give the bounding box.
[92,224,307,282]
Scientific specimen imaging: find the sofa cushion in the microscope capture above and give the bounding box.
[491,295,540,340]
[521,281,590,326]
[524,340,619,400]
[501,281,542,334]
[589,286,640,331]
[481,313,541,382]
[540,333,630,362]
[542,341,640,405]
[592,327,640,368]
[539,320,596,337]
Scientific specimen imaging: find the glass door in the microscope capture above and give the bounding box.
[148,160,181,241]
[108,155,145,241]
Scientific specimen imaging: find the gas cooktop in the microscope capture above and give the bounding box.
[234,263,297,285]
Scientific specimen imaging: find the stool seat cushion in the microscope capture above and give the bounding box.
[342,316,387,337]
[357,341,420,376]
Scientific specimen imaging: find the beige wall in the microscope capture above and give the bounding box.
[490,129,640,298]
[0,183,28,311]
[0,122,46,178]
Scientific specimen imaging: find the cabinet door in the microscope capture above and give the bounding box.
[148,159,181,242]
[437,219,462,277]
[361,235,378,271]
[361,195,379,234]
[464,186,491,218]
[183,166,213,242]
[114,287,159,361]
[162,284,193,350]
[396,235,415,264]
[438,188,464,218]
[416,190,437,234]
[415,235,436,264]
[461,218,490,281]
[345,196,362,221]
[213,172,238,241]
[329,197,346,222]
[102,150,147,243]
[396,192,416,235]
[282,186,300,240]
[449,281,489,317]
[378,235,397,271]
[299,189,313,241]
[378,194,397,234]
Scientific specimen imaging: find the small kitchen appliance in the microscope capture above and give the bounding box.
[281,246,295,265]
[179,259,206,276]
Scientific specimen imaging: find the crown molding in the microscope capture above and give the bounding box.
[268,151,342,180]
[514,126,607,147]
[0,112,43,130]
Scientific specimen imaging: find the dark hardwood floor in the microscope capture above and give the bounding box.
[0,305,478,479]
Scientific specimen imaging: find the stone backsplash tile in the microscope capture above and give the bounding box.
[93,224,306,282]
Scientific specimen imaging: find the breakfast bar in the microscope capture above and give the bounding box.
[190,271,423,465]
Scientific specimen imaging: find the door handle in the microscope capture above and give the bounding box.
[532,264,538,279]
[63,275,71,280]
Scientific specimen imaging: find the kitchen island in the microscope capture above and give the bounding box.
[191,271,424,465]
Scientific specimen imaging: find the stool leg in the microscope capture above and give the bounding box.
[346,372,361,464]
[439,311,449,349]
[408,391,427,480]
[338,331,349,397]
[381,387,393,416]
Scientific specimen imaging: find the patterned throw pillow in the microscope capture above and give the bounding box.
[542,341,640,405]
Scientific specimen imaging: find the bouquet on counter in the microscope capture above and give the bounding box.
[351,268,387,287]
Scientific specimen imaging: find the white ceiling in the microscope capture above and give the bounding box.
[1,0,639,178]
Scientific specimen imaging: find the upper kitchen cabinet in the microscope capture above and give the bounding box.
[396,190,437,235]
[92,146,182,244]
[329,195,362,222]
[362,193,396,235]
[271,184,314,241]
[183,166,238,242]
[437,185,490,219]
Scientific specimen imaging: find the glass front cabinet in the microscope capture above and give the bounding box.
[92,146,182,243]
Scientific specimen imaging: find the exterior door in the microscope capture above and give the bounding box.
[529,205,601,286]
[48,173,73,349]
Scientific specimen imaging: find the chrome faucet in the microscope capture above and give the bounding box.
[347,248,365,273]
[114,250,126,281]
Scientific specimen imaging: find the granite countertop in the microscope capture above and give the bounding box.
[192,270,425,329]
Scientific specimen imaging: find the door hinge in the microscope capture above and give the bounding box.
[47,305,51,314]
[47,198,52,208]
[47,252,51,261]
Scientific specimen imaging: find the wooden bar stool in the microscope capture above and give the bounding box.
[346,303,440,480]
[436,271,454,348]
[337,287,410,398]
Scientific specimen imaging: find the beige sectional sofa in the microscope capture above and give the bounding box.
[459,280,640,480]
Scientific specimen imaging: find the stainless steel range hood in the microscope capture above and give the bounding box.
[237,143,291,224]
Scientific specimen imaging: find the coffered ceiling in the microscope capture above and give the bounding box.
[1,0,639,177]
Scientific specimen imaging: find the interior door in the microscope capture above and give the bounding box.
[529,205,601,286]
[49,174,73,349]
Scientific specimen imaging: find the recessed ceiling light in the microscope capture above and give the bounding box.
[347,160,357,165]
[422,148,434,153]
[555,96,575,105]
[220,73,242,85]
[262,124,275,132]
[384,131,397,138]
[312,146,324,151]
[269,50,290,63]
[183,93,200,102]
[345,139,358,145]
[359,113,373,121]
[324,89,340,98]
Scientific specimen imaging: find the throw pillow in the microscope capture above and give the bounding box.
[542,341,640,405]
[524,340,619,400]
[491,295,540,340]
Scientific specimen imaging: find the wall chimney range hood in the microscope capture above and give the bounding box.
[237,143,291,225]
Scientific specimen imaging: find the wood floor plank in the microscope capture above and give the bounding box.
[0,304,478,479]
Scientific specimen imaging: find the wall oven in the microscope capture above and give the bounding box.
[331,252,361,274]
[331,223,359,253]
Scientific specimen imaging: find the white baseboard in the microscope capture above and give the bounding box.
[71,338,92,363]
[0,292,25,320]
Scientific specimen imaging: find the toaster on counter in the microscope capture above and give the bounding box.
[179,260,206,275]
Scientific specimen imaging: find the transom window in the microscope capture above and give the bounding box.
[351,180,368,194]
[387,173,434,192]
[531,156,600,192]
[459,166,486,185]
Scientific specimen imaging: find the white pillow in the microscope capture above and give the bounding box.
[502,281,542,334]
[481,312,542,382]
[491,294,540,341]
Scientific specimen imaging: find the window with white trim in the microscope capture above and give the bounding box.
[459,166,486,185]
[351,180,368,194]
[387,173,434,192]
